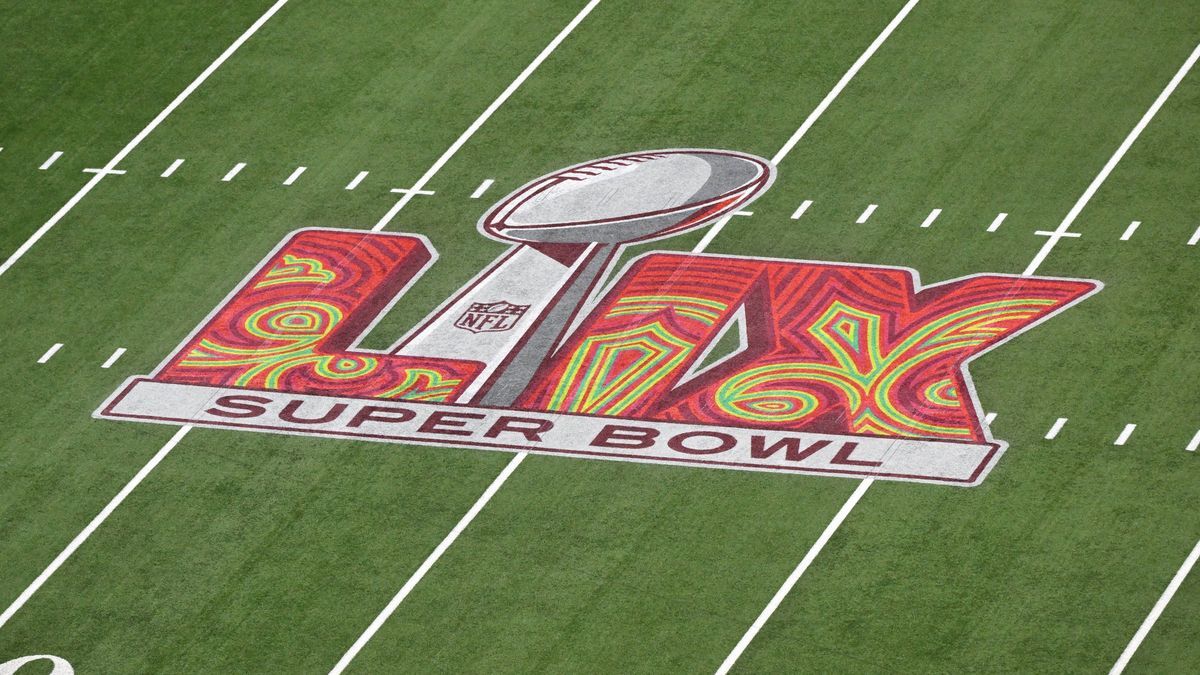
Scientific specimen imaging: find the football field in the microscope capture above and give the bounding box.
[2,1,1200,672]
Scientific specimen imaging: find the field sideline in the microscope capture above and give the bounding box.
[2,1,1199,672]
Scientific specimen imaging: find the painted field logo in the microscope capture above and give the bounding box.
[455,301,529,333]
[96,149,1101,486]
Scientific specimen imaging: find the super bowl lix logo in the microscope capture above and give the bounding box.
[97,149,1101,486]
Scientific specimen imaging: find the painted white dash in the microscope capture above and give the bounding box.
[345,171,369,191]
[1120,220,1141,241]
[984,412,997,425]
[733,210,753,217]
[162,158,184,177]
[1186,429,1200,452]
[919,208,942,228]
[1114,423,1137,446]
[1045,417,1068,440]
[856,204,878,224]
[987,212,1008,232]
[39,151,64,170]
[37,343,63,364]
[101,347,127,369]
[791,200,813,220]
[1188,225,1200,246]
[221,162,247,182]
[282,166,307,186]
[470,179,495,199]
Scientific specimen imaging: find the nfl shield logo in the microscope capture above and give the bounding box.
[454,300,530,333]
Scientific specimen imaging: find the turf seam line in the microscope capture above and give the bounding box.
[0,425,193,631]
[371,0,604,232]
[1109,538,1200,674]
[328,452,527,674]
[0,0,290,279]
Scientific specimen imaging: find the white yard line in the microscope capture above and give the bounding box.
[329,452,526,674]
[470,178,495,199]
[160,158,185,178]
[345,171,369,191]
[919,208,941,228]
[696,0,921,248]
[1114,423,1137,446]
[1120,220,1141,241]
[282,166,307,186]
[101,347,127,369]
[0,425,192,631]
[1045,417,1068,440]
[221,162,247,182]
[1024,41,1200,276]
[371,0,603,232]
[0,0,290,280]
[715,479,874,675]
[984,412,997,425]
[856,203,878,224]
[326,4,601,668]
[36,343,63,364]
[717,32,1200,675]
[987,212,1007,232]
[790,200,813,220]
[1110,538,1200,674]
[39,151,64,170]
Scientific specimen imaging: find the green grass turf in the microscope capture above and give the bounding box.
[1,0,1199,672]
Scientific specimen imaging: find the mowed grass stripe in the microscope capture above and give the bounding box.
[352,1,1200,673]
[0,1,606,671]
[719,4,1200,673]
[0,1,284,262]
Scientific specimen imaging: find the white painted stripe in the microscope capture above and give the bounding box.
[372,0,601,232]
[0,0,289,279]
[790,200,813,220]
[39,151,63,170]
[1110,538,1200,674]
[1186,429,1200,452]
[160,158,185,178]
[1114,423,1137,446]
[919,208,941,228]
[708,8,919,666]
[221,162,247,182]
[856,204,878,224]
[716,479,874,675]
[1188,225,1200,246]
[0,425,192,630]
[770,0,920,164]
[329,452,527,674]
[733,211,753,217]
[282,166,307,186]
[698,0,920,250]
[101,347,127,369]
[984,412,997,425]
[1023,41,1200,276]
[1120,220,1141,241]
[1045,417,1068,440]
[82,168,126,176]
[987,212,1007,232]
[470,179,495,199]
[345,171,369,191]
[37,343,63,364]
